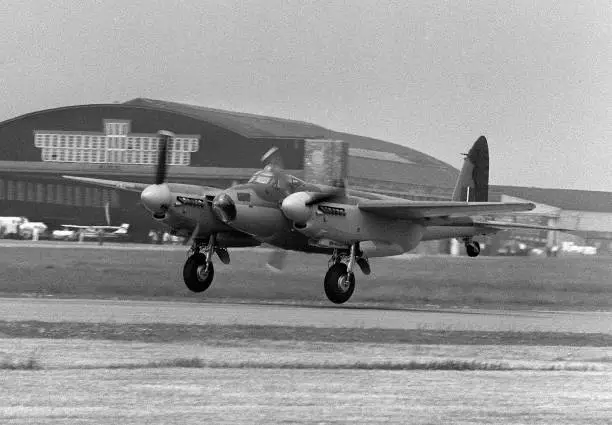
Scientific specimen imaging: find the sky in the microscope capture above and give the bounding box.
[1,0,610,191]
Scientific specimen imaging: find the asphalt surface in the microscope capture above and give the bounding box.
[2,297,611,333]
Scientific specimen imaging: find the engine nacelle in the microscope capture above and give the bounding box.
[280,192,315,226]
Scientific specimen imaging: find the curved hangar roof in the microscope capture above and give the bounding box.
[124,98,459,188]
[0,98,458,189]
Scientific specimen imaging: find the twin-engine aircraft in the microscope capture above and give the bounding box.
[65,132,559,304]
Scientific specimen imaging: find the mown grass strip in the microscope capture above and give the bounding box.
[1,247,611,310]
[1,356,599,372]
[1,320,611,347]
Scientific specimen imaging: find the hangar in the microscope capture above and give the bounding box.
[0,97,610,253]
[0,98,458,241]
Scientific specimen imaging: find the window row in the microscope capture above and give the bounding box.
[41,148,191,165]
[35,134,199,152]
[105,121,129,136]
[0,179,119,207]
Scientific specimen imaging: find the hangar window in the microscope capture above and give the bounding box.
[27,182,35,202]
[7,180,15,201]
[84,187,92,206]
[74,186,82,207]
[54,185,63,204]
[64,186,73,205]
[46,184,54,203]
[36,184,44,203]
[92,187,100,206]
[16,181,25,201]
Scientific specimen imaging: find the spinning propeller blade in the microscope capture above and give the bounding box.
[104,201,111,226]
[155,130,173,185]
[265,248,287,272]
[261,146,284,171]
[140,130,174,217]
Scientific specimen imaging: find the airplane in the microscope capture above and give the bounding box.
[0,216,47,239]
[52,223,130,240]
[64,131,565,304]
[52,202,130,241]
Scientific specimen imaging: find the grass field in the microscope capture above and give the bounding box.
[0,244,610,310]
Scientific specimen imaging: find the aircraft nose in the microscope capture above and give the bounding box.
[212,192,237,223]
[141,184,172,217]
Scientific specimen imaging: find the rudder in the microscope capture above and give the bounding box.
[451,136,489,202]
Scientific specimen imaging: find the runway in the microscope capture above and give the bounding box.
[2,297,610,334]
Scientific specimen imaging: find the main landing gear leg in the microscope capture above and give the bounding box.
[463,238,481,258]
[323,243,357,304]
[183,234,216,293]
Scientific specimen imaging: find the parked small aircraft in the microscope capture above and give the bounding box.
[52,223,130,241]
[64,132,563,303]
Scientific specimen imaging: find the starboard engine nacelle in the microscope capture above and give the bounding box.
[280,191,315,227]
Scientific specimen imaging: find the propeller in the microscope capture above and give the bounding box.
[104,201,111,226]
[265,247,287,273]
[183,222,200,245]
[140,131,174,218]
[261,146,284,171]
[155,130,172,185]
[280,139,349,227]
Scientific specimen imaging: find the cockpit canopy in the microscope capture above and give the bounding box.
[248,171,274,185]
[247,170,306,193]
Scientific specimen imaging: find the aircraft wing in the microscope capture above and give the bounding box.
[472,220,570,232]
[357,200,535,219]
[60,224,121,230]
[63,176,148,193]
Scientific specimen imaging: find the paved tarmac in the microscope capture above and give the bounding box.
[1,297,610,333]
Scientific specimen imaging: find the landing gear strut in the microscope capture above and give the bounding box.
[323,244,370,304]
[183,234,228,293]
[464,238,481,257]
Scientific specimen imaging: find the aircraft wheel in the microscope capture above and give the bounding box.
[466,241,481,257]
[183,253,215,293]
[324,263,355,304]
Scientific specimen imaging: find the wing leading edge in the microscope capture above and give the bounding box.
[63,176,148,192]
[357,200,536,220]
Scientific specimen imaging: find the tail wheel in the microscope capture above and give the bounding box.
[183,253,215,293]
[324,263,355,304]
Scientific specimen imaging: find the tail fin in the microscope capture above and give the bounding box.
[451,136,489,202]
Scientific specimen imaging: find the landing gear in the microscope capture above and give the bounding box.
[323,244,370,304]
[464,239,481,257]
[183,253,214,292]
[183,234,229,293]
[324,263,355,304]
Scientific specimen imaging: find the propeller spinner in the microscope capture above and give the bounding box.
[140,130,174,218]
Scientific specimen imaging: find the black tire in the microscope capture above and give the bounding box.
[466,241,481,257]
[324,263,355,304]
[183,253,215,293]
